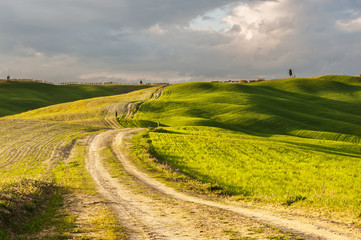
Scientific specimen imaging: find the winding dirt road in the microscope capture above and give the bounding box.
[87,129,361,240]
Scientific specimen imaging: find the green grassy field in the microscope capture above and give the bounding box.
[7,86,158,128]
[136,75,361,137]
[0,85,158,238]
[0,119,91,238]
[0,84,162,238]
[0,119,128,239]
[0,119,93,181]
[0,80,151,117]
[2,75,361,236]
[147,127,361,210]
[133,75,361,216]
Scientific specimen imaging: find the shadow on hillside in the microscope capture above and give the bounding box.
[171,83,361,144]
[245,85,361,136]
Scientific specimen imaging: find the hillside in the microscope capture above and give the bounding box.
[3,75,361,237]
[0,86,158,238]
[135,75,361,140]
[131,75,361,215]
[0,81,151,117]
[0,119,125,239]
[8,86,159,128]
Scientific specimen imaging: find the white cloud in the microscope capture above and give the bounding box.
[337,17,361,32]
[223,0,293,40]
[0,0,360,82]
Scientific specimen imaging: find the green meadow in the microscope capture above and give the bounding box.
[0,119,127,239]
[0,119,92,238]
[2,75,361,237]
[134,75,361,215]
[8,86,158,128]
[136,75,361,136]
[0,80,151,117]
[0,84,153,238]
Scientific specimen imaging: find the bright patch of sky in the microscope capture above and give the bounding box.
[189,7,231,32]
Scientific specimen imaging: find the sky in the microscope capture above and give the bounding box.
[0,0,360,84]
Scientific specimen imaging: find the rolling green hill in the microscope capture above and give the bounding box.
[4,75,361,218]
[135,75,361,139]
[0,81,151,117]
[131,75,361,215]
[8,86,159,128]
[0,82,155,238]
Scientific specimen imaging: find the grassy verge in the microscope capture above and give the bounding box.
[0,119,89,238]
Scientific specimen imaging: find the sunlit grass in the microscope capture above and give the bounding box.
[0,119,93,181]
[6,86,158,128]
[131,75,361,216]
[0,119,93,237]
[147,126,361,212]
[0,81,151,117]
[0,119,126,238]
[2,74,361,233]
[136,75,361,137]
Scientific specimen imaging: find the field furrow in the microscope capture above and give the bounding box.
[0,119,92,181]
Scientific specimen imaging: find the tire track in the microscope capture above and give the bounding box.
[86,130,205,240]
[87,129,361,240]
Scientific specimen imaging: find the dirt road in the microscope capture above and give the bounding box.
[87,129,361,240]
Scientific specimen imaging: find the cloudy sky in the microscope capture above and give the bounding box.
[0,0,360,83]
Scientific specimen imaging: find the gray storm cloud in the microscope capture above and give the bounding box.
[0,0,360,83]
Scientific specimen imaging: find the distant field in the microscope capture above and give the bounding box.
[6,86,158,128]
[0,81,151,117]
[133,75,361,215]
[135,75,361,137]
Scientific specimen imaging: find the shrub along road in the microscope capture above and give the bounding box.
[86,129,361,240]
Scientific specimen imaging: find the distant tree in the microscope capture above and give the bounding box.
[289,69,293,78]
[6,75,10,81]
[140,80,143,85]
